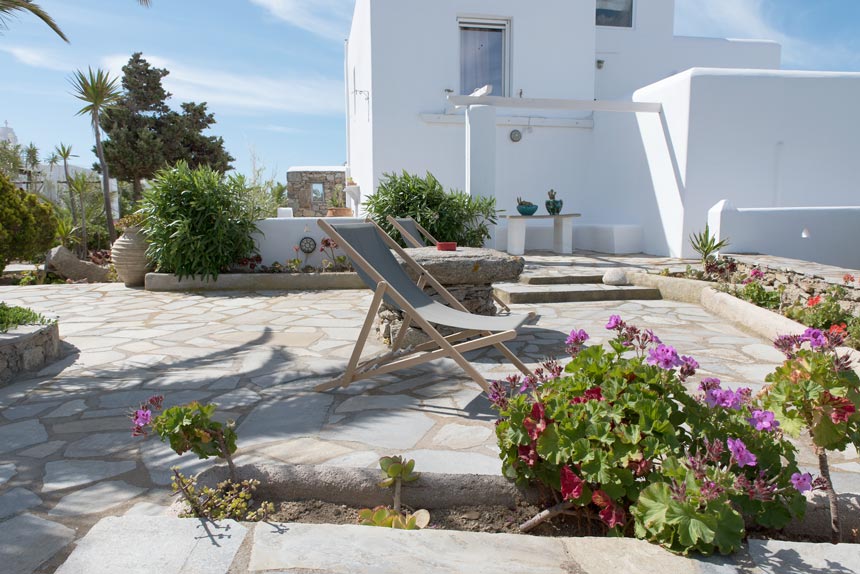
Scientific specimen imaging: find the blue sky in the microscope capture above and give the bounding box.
[1,0,859,179]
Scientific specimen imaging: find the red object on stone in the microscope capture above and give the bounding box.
[436,242,457,251]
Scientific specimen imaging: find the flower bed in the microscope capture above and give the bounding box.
[663,260,860,349]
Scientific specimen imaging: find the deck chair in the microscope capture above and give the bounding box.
[316,219,534,393]
[386,215,512,314]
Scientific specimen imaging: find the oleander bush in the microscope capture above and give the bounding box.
[141,162,258,280]
[364,170,498,247]
[0,172,58,273]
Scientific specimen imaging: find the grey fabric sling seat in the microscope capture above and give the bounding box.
[315,219,533,393]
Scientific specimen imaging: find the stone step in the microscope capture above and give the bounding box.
[520,274,605,285]
[494,283,661,304]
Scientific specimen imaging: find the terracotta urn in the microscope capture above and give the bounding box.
[112,226,151,287]
[325,207,354,217]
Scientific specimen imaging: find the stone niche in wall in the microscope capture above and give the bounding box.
[285,168,346,217]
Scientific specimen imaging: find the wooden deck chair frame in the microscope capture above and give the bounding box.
[316,218,533,394]
[386,215,512,314]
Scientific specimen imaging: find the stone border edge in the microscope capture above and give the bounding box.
[629,272,860,370]
[145,272,366,292]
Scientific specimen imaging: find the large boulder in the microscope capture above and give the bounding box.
[398,247,524,285]
[45,246,110,283]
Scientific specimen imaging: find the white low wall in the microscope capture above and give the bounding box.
[708,200,860,269]
[254,217,364,268]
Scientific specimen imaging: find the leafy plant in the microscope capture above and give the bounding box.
[491,316,805,555]
[734,280,782,310]
[319,237,352,272]
[358,456,429,530]
[785,286,852,330]
[0,173,59,274]
[689,224,729,267]
[516,197,535,207]
[0,303,49,333]
[116,211,146,233]
[761,329,859,543]
[170,469,274,521]
[141,162,259,281]
[364,171,498,247]
[328,184,345,208]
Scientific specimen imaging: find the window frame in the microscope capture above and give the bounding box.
[595,0,635,30]
[458,17,511,97]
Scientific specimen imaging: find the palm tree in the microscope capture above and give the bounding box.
[0,0,67,42]
[23,142,39,192]
[70,67,122,242]
[55,143,78,228]
[0,0,151,43]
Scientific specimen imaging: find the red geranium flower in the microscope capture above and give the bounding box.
[830,323,847,335]
[807,295,822,307]
[560,466,584,501]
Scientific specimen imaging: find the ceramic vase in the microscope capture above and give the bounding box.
[112,226,151,287]
[545,199,563,215]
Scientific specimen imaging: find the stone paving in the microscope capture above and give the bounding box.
[0,252,859,572]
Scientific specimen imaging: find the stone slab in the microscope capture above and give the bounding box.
[64,432,139,458]
[0,462,14,486]
[0,513,75,574]
[747,539,860,573]
[0,487,42,518]
[237,394,334,448]
[402,449,501,475]
[42,460,137,492]
[45,399,88,418]
[56,516,248,574]
[0,419,48,454]
[145,272,365,292]
[49,481,145,516]
[249,522,573,574]
[319,410,435,450]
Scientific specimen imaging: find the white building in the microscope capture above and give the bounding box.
[343,0,860,265]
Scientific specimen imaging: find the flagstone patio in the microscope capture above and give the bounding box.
[0,252,858,572]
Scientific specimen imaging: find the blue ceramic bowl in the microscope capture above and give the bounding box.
[517,204,539,216]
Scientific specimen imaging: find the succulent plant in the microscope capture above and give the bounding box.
[547,189,557,200]
[357,506,430,530]
[516,197,535,207]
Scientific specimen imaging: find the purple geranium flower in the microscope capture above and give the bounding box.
[678,355,698,381]
[647,344,683,370]
[800,328,827,349]
[605,315,623,330]
[132,408,152,427]
[565,329,590,347]
[790,472,813,493]
[727,438,757,468]
[704,388,742,410]
[747,409,780,432]
[699,378,722,391]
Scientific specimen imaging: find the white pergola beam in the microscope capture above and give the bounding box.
[448,95,662,114]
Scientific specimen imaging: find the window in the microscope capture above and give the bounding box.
[460,19,509,96]
[596,0,633,28]
[311,183,325,203]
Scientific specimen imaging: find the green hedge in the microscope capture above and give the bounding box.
[0,173,58,273]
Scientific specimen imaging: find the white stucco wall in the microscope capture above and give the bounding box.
[595,0,779,99]
[635,68,860,258]
[346,0,374,210]
[709,201,860,269]
[254,217,364,268]
[351,0,597,197]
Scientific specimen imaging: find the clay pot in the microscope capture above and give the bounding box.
[112,226,151,287]
[325,207,354,217]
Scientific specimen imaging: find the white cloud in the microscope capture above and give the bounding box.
[0,45,71,71]
[674,0,859,70]
[248,0,353,40]
[102,54,343,116]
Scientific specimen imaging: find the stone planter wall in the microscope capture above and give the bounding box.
[145,272,366,292]
[0,322,60,386]
[285,169,346,217]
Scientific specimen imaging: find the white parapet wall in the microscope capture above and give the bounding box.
[708,200,860,269]
[254,217,365,268]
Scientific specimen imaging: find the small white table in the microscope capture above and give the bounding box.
[506,214,582,256]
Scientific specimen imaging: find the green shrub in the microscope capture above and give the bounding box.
[0,303,49,333]
[141,162,258,280]
[0,173,58,273]
[364,171,498,247]
[785,286,852,330]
